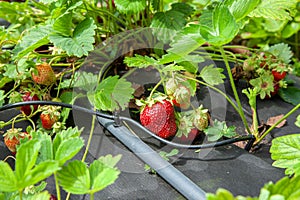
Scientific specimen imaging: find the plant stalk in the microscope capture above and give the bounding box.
[54,173,61,200]
[219,47,251,134]
[255,103,300,145]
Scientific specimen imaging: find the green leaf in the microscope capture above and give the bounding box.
[124,54,158,68]
[53,12,73,36]
[114,0,146,14]
[60,126,83,139]
[57,160,90,194]
[270,134,300,176]
[0,90,4,107]
[163,24,205,62]
[199,65,225,85]
[282,22,300,39]
[249,0,298,21]
[263,176,300,199]
[171,3,195,17]
[21,160,59,188]
[0,76,12,89]
[150,10,186,42]
[49,17,96,57]
[94,76,134,111]
[223,0,260,22]
[267,43,293,64]
[98,154,122,168]
[206,188,235,200]
[32,131,53,164]
[55,137,84,166]
[39,0,59,4]
[89,160,120,193]
[15,139,41,181]
[74,71,98,92]
[278,86,300,106]
[150,0,159,11]
[296,115,300,128]
[27,191,51,200]
[199,5,239,46]
[204,120,237,142]
[0,162,17,192]
[12,24,51,59]
[3,60,32,80]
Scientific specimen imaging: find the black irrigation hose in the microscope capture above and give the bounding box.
[0,101,255,149]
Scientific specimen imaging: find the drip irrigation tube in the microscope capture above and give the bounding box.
[0,101,255,149]
[97,116,207,200]
[0,101,256,199]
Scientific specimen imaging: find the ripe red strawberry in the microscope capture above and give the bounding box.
[31,63,56,86]
[3,128,30,153]
[272,70,286,81]
[139,99,177,139]
[20,92,40,115]
[40,106,60,130]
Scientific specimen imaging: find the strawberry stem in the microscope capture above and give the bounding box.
[54,173,61,200]
[149,79,163,100]
[219,47,252,135]
[255,103,300,145]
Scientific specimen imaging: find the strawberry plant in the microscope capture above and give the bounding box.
[0,0,300,199]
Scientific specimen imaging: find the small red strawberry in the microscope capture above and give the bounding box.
[31,63,56,86]
[272,70,286,81]
[49,194,57,200]
[20,92,40,115]
[178,128,200,143]
[40,106,61,130]
[138,97,177,139]
[3,128,30,153]
[265,83,280,99]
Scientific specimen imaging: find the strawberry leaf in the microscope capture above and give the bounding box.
[89,159,120,192]
[12,25,51,60]
[0,162,17,192]
[267,43,293,64]
[0,90,4,107]
[58,155,121,194]
[199,5,239,46]
[206,188,235,200]
[57,160,91,194]
[296,115,300,128]
[124,54,158,68]
[165,24,205,60]
[94,76,134,111]
[151,10,185,42]
[223,0,260,22]
[15,139,41,181]
[200,65,226,85]
[31,131,53,164]
[204,120,237,142]
[262,176,300,199]
[278,86,300,106]
[249,0,298,21]
[55,137,84,166]
[98,154,122,168]
[74,72,98,92]
[114,0,146,14]
[271,134,300,176]
[49,17,96,57]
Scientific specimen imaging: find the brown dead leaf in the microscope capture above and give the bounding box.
[266,114,286,128]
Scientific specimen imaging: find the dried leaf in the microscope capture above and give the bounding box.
[266,114,286,128]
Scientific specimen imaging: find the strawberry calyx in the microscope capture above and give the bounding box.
[3,128,24,139]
